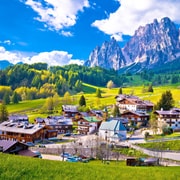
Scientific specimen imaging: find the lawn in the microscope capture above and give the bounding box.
[137,140,180,151]
[146,132,180,140]
[114,147,149,158]
[0,153,180,180]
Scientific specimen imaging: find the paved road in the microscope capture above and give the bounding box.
[128,129,145,144]
[123,129,180,163]
[42,154,62,161]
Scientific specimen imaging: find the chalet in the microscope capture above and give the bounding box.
[99,119,127,142]
[0,121,46,142]
[43,116,73,134]
[0,140,37,157]
[77,116,101,135]
[121,111,150,126]
[62,105,78,117]
[115,94,154,113]
[154,108,180,131]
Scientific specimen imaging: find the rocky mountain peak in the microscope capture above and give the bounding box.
[85,37,126,70]
[85,17,180,72]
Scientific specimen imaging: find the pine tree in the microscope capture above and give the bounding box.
[79,95,86,106]
[118,87,123,94]
[147,84,153,93]
[156,90,174,110]
[3,92,10,105]
[96,88,102,98]
[12,91,19,104]
[0,103,8,122]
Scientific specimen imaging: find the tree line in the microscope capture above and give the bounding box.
[0,63,179,104]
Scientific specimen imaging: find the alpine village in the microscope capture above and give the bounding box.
[1,17,180,179]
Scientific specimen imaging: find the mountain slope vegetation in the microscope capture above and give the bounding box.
[0,63,179,104]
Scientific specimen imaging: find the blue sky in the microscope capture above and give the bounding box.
[0,0,180,66]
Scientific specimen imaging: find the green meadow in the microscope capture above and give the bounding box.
[138,140,180,151]
[0,153,180,180]
[6,84,180,122]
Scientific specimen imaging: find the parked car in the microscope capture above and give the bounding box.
[60,152,71,158]
[66,157,79,162]
[64,133,71,137]
[32,151,42,158]
[25,142,35,147]
[39,144,46,148]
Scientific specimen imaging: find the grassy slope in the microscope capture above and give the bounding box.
[6,84,180,122]
[0,153,180,180]
[138,140,180,151]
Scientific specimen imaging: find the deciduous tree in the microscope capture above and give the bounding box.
[63,91,72,105]
[106,80,114,89]
[0,103,8,122]
[112,104,121,117]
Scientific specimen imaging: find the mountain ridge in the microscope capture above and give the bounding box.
[85,17,180,73]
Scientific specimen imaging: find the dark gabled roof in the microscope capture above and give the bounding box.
[121,110,149,117]
[62,105,78,112]
[18,149,37,157]
[155,109,180,115]
[0,140,19,152]
[116,94,154,106]
[0,121,45,135]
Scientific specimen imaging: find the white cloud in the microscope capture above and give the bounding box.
[92,0,180,40]
[69,59,84,65]
[61,31,73,37]
[0,46,83,66]
[24,0,90,32]
[0,40,12,45]
[0,46,26,64]
[27,51,73,66]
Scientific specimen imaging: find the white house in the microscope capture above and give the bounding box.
[155,108,180,131]
[115,94,154,113]
[77,116,101,135]
[99,119,127,142]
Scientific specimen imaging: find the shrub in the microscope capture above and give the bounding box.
[144,132,150,140]
[162,127,173,135]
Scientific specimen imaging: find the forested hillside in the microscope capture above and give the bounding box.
[0,63,179,103]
